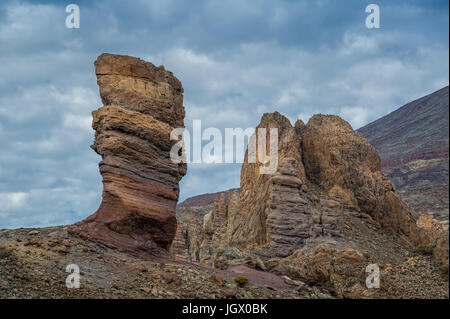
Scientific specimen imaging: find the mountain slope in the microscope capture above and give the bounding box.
[358,86,449,221]
[176,188,239,223]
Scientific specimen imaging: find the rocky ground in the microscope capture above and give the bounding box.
[0,226,302,299]
[0,225,447,299]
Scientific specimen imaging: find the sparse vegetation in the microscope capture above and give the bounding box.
[415,244,435,256]
[203,226,214,236]
[343,277,360,289]
[234,275,249,287]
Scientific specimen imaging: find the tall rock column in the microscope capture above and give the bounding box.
[170,221,188,260]
[230,112,306,248]
[224,190,240,245]
[186,216,203,262]
[68,53,187,255]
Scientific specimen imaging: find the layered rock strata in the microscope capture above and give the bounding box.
[170,221,188,260]
[68,53,186,255]
[229,112,306,248]
[186,216,203,262]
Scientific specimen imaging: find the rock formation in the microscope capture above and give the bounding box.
[229,112,306,248]
[170,221,188,260]
[186,216,203,262]
[224,190,240,245]
[265,157,317,257]
[266,244,370,298]
[416,213,446,240]
[68,53,187,255]
[227,112,425,257]
[301,114,424,248]
[416,213,449,273]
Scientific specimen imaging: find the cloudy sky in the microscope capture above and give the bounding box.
[0,0,448,228]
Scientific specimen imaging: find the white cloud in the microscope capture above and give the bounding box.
[63,114,92,132]
[0,192,29,210]
[340,33,379,55]
[339,106,370,129]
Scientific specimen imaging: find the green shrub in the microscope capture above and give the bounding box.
[415,244,435,256]
[234,275,249,287]
[203,226,214,236]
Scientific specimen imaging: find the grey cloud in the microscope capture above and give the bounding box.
[0,0,448,227]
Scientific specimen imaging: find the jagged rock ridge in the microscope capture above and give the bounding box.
[226,112,424,256]
[172,112,430,264]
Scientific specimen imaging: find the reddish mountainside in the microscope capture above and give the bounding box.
[358,86,449,221]
[178,188,239,208]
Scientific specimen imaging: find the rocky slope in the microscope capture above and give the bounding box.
[0,227,301,299]
[358,86,449,221]
[176,188,239,224]
[178,188,239,208]
[68,54,187,256]
[1,223,447,299]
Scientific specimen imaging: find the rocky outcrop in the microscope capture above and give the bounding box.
[416,213,449,273]
[266,244,369,298]
[224,190,240,245]
[186,216,203,262]
[229,112,306,248]
[203,211,213,233]
[228,112,425,258]
[212,194,227,233]
[265,157,315,257]
[170,221,188,260]
[302,114,424,248]
[68,53,187,255]
[416,213,446,241]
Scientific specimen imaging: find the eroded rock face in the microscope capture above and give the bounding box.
[266,244,370,298]
[230,112,306,248]
[68,53,186,255]
[231,112,424,257]
[170,221,188,260]
[301,114,423,248]
[265,157,315,257]
[416,213,446,241]
[186,216,203,262]
[225,190,240,245]
[416,213,449,272]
